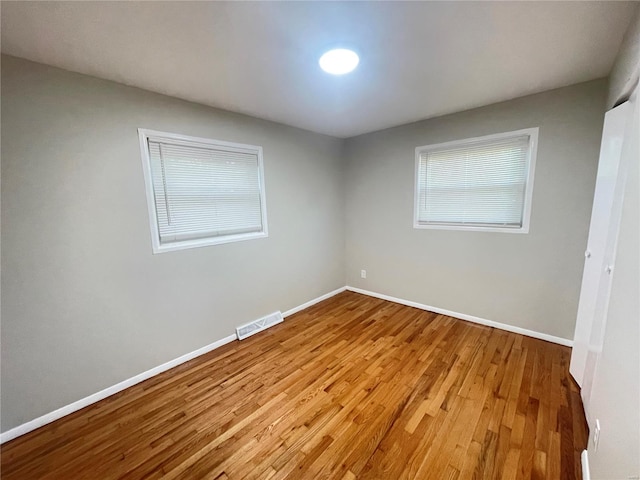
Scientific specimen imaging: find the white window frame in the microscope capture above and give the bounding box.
[138,128,268,254]
[413,127,539,234]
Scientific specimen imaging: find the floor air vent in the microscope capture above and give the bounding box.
[236,311,283,340]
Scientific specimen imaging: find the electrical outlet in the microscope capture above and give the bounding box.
[593,419,601,452]
[360,269,367,279]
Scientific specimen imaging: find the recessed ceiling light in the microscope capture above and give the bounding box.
[319,49,359,75]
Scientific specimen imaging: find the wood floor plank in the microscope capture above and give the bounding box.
[0,291,588,479]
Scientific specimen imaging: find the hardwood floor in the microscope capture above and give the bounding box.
[1,291,588,479]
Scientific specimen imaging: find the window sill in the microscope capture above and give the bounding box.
[413,223,529,234]
[152,231,268,254]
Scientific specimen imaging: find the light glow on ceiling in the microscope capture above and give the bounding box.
[319,49,359,75]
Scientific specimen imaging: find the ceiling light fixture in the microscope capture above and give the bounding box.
[319,48,359,75]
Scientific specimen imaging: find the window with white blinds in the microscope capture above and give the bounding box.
[414,128,538,233]
[139,129,268,253]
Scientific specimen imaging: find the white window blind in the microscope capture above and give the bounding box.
[415,129,537,232]
[139,130,267,253]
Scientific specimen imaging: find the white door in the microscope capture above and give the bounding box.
[570,101,631,389]
[581,91,639,413]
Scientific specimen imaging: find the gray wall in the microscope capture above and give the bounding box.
[607,3,640,109]
[344,80,607,341]
[0,55,345,432]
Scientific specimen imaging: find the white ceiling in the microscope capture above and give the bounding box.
[1,1,636,138]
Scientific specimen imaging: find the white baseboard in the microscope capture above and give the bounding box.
[1,285,569,443]
[581,450,591,480]
[282,286,347,317]
[0,333,238,445]
[346,286,573,347]
[0,286,347,444]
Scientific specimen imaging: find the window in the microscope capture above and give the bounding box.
[414,128,538,233]
[139,129,268,253]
